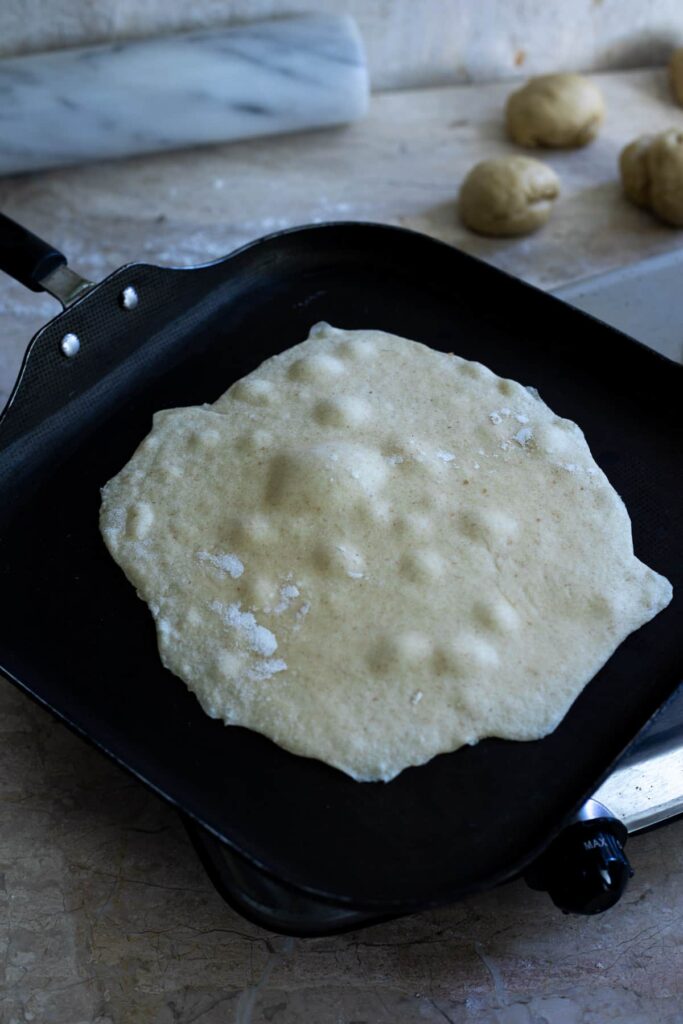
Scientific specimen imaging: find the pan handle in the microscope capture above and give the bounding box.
[0,211,66,291]
[0,211,93,306]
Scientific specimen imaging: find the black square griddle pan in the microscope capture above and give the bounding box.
[0,214,681,923]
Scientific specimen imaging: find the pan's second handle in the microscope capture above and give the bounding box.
[0,211,93,306]
[0,211,66,291]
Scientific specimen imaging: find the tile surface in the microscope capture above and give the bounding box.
[1,679,681,1023]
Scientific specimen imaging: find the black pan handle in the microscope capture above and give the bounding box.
[0,211,67,292]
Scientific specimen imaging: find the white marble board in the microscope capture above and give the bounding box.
[0,14,368,174]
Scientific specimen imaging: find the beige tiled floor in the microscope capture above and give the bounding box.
[1,680,681,1023]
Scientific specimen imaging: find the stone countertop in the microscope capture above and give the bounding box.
[1,68,682,1024]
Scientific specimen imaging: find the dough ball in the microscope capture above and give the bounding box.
[669,48,683,106]
[506,73,605,148]
[459,156,560,237]
[619,135,655,209]
[620,129,683,226]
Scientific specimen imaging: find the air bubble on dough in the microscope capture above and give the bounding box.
[460,361,489,379]
[309,321,334,338]
[230,379,276,406]
[399,548,445,582]
[186,430,206,450]
[394,512,433,538]
[312,541,365,576]
[313,396,371,428]
[336,338,377,361]
[472,599,520,633]
[150,466,178,485]
[540,427,576,457]
[201,430,221,447]
[398,455,439,481]
[435,635,501,675]
[381,436,412,459]
[228,515,274,547]
[588,593,616,621]
[287,354,346,382]
[183,426,221,449]
[235,430,273,453]
[186,607,202,627]
[458,508,519,545]
[352,496,388,525]
[369,631,433,673]
[266,445,388,514]
[125,502,154,539]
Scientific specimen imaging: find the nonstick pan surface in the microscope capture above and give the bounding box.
[0,222,680,912]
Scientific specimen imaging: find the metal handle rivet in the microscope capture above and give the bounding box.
[120,285,139,310]
[60,333,80,358]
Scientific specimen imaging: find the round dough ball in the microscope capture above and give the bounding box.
[669,48,683,106]
[620,129,683,226]
[506,73,605,148]
[459,156,560,237]
[619,135,655,209]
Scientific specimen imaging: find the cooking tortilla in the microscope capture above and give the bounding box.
[100,324,672,781]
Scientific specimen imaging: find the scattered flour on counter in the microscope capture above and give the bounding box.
[198,550,244,578]
[248,658,288,681]
[489,412,502,425]
[106,507,126,531]
[157,618,178,641]
[513,427,533,447]
[436,450,456,462]
[514,413,529,424]
[274,583,300,614]
[211,600,277,656]
[132,541,151,561]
